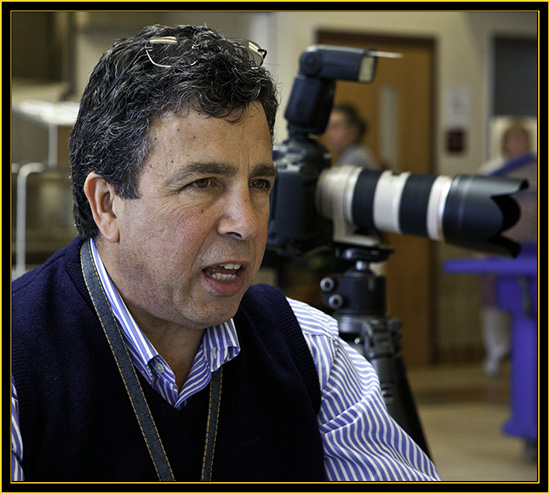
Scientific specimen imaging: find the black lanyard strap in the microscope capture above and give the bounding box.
[80,239,222,481]
[202,365,223,481]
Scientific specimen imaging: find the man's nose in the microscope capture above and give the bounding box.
[217,188,262,240]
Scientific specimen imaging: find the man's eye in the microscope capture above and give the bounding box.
[193,178,211,189]
[251,179,272,191]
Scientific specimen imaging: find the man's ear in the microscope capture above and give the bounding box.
[83,172,120,243]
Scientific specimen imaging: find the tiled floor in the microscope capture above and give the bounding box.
[406,362,540,483]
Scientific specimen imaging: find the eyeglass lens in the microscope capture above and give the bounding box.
[145,36,267,68]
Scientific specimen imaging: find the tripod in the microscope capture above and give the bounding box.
[320,244,431,458]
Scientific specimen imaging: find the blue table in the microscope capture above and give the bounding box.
[444,251,538,448]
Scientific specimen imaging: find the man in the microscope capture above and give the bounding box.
[12,24,441,482]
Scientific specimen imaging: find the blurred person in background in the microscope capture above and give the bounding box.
[324,103,380,169]
[478,121,538,377]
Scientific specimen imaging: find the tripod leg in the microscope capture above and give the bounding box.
[368,334,432,459]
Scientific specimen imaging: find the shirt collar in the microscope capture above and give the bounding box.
[88,238,241,372]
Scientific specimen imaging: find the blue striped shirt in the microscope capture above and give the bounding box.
[12,239,441,482]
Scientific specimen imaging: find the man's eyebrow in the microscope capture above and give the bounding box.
[167,162,277,184]
[252,163,278,179]
[179,161,237,177]
[164,162,236,186]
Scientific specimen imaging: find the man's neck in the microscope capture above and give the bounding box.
[93,236,205,388]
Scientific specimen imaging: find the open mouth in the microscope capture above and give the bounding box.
[203,263,243,281]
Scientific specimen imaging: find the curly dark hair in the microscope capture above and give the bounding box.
[333,103,368,143]
[70,24,279,239]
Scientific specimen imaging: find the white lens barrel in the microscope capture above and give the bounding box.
[372,170,411,233]
[425,176,453,240]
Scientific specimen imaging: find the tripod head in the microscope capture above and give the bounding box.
[320,244,396,346]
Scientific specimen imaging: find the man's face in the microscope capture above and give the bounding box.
[108,103,275,333]
[504,132,531,159]
[324,110,356,153]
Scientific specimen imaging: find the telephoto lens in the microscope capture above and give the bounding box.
[316,165,527,257]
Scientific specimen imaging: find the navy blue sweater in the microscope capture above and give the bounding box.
[12,238,326,481]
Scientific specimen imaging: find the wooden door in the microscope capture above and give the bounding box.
[317,31,436,365]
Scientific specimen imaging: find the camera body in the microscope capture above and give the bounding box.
[267,136,333,255]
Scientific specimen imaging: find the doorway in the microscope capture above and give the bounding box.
[317,30,437,365]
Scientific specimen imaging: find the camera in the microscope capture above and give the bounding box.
[268,45,527,258]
